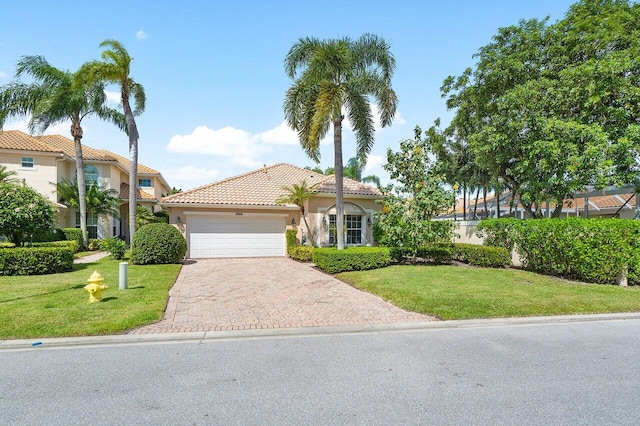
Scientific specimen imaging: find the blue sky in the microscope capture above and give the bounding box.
[1,0,576,190]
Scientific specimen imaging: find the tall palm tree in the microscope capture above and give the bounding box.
[284,34,397,249]
[0,56,124,248]
[82,39,145,243]
[0,165,18,183]
[276,180,317,246]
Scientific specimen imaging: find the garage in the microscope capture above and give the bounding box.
[188,214,286,258]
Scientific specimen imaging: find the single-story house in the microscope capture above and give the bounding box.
[0,130,170,240]
[162,163,382,258]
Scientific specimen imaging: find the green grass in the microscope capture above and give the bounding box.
[337,265,640,320]
[0,258,181,339]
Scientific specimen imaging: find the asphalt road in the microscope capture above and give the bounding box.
[1,318,639,425]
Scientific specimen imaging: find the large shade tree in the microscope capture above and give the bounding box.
[442,0,640,217]
[284,34,397,249]
[0,56,124,247]
[82,39,146,243]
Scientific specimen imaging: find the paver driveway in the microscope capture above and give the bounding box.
[130,258,435,334]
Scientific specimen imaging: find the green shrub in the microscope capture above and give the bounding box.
[100,237,127,260]
[446,243,511,268]
[31,228,66,243]
[62,228,83,251]
[286,229,298,252]
[131,223,186,265]
[0,242,15,248]
[289,246,314,262]
[88,238,102,251]
[389,246,453,264]
[29,240,78,253]
[476,218,520,252]
[0,247,74,276]
[313,247,390,274]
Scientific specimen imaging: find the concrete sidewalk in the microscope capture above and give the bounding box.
[74,251,110,264]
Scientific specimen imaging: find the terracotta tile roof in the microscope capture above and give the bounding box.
[36,134,116,161]
[163,163,381,206]
[0,130,63,153]
[119,182,157,201]
[97,150,161,175]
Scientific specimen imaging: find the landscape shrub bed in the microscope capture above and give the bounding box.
[313,247,390,274]
[478,218,640,285]
[62,228,83,251]
[29,240,78,253]
[0,247,74,276]
[289,246,314,262]
[390,243,510,268]
[389,246,453,264]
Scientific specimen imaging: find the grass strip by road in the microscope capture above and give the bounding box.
[0,258,181,339]
[337,265,640,320]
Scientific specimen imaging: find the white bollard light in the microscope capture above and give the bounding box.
[119,262,128,290]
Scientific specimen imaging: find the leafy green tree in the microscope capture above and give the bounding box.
[276,180,317,246]
[136,205,157,229]
[284,34,398,249]
[375,127,456,259]
[82,40,146,242]
[442,0,640,218]
[0,165,18,183]
[0,182,56,246]
[0,56,124,247]
[56,178,121,225]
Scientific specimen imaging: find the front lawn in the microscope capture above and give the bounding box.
[0,258,181,339]
[337,265,640,320]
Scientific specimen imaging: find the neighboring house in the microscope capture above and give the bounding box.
[444,187,639,220]
[162,163,382,259]
[0,130,170,240]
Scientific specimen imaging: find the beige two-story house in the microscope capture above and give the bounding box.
[0,130,170,241]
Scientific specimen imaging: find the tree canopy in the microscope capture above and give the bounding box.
[0,182,56,246]
[441,0,640,217]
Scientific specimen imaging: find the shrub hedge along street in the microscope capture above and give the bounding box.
[0,247,74,276]
[313,247,391,274]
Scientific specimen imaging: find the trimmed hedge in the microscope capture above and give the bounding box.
[289,246,314,262]
[62,228,83,251]
[29,240,78,253]
[389,246,453,264]
[131,223,186,265]
[478,218,640,285]
[0,247,74,276]
[313,247,391,274]
[390,243,510,268]
[286,229,297,252]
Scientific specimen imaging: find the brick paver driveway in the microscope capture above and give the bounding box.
[130,258,435,334]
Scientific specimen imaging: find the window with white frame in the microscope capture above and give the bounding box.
[329,214,363,245]
[138,178,152,187]
[21,157,34,168]
[76,212,98,239]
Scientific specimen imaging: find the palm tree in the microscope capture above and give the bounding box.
[83,40,145,243]
[284,34,397,249]
[0,56,124,248]
[57,178,121,217]
[276,180,317,246]
[0,165,18,183]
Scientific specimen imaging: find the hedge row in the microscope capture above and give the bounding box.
[62,228,83,251]
[313,247,390,274]
[289,246,314,262]
[0,247,74,276]
[29,240,78,253]
[390,243,511,268]
[477,218,640,285]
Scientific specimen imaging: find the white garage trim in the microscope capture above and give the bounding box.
[188,215,286,258]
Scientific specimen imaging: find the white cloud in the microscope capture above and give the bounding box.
[0,71,7,79]
[136,28,147,40]
[105,91,121,105]
[260,121,298,145]
[364,154,383,172]
[167,125,273,168]
[162,166,219,183]
[3,117,71,137]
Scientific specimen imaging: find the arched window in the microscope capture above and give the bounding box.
[325,202,366,245]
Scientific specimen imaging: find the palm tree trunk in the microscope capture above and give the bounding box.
[71,120,87,249]
[334,115,344,250]
[122,96,139,244]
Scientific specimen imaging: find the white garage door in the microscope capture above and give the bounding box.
[188,215,286,258]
